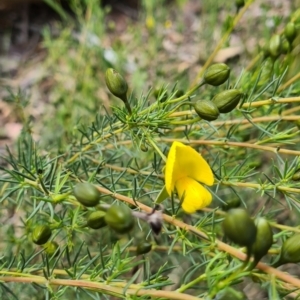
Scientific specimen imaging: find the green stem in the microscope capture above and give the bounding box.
[147,138,167,162]
[170,117,201,125]
[120,95,132,115]
[209,266,249,299]
[167,80,205,105]
[191,0,254,87]
[177,274,207,293]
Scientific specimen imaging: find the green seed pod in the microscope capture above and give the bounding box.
[136,242,152,255]
[32,224,52,245]
[284,22,296,43]
[222,208,257,247]
[275,233,300,266]
[140,143,148,152]
[87,211,107,229]
[203,63,230,86]
[73,182,101,207]
[105,204,135,234]
[212,89,243,114]
[194,99,220,121]
[262,43,271,59]
[43,241,60,257]
[281,38,291,54]
[221,198,241,211]
[292,170,300,181]
[105,68,128,99]
[215,287,247,300]
[269,34,281,59]
[235,0,245,10]
[251,218,273,264]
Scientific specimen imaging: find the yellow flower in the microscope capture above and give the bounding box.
[165,141,214,213]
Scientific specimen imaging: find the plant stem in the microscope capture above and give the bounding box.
[0,276,201,300]
[191,0,254,87]
[94,184,300,289]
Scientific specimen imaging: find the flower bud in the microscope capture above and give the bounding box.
[174,89,184,98]
[212,89,243,114]
[105,68,128,99]
[235,0,245,10]
[251,218,273,264]
[203,63,230,86]
[136,242,152,255]
[194,99,220,121]
[43,241,60,257]
[284,22,296,43]
[292,170,300,181]
[269,34,281,59]
[87,211,107,229]
[222,209,257,248]
[280,38,291,54]
[275,233,300,266]
[32,224,52,245]
[73,182,101,207]
[215,287,247,300]
[105,204,135,234]
[262,43,270,58]
[221,198,241,211]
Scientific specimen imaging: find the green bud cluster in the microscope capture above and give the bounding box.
[262,21,298,60]
[193,64,243,121]
[105,204,135,234]
[222,209,273,267]
[81,203,135,234]
[31,223,60,257]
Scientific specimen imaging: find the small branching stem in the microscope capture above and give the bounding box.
[0,276,201,300]
[159,138,300,157]
[95,185,300,290]
[67,127,126,164]
[191,0,254,86]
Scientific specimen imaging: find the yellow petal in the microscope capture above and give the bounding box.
[165,141,214,195]
[176,177,212,213]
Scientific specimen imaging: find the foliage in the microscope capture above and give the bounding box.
[1,0,300,299]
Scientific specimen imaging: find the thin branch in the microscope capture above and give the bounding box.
[95,185,300,289]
